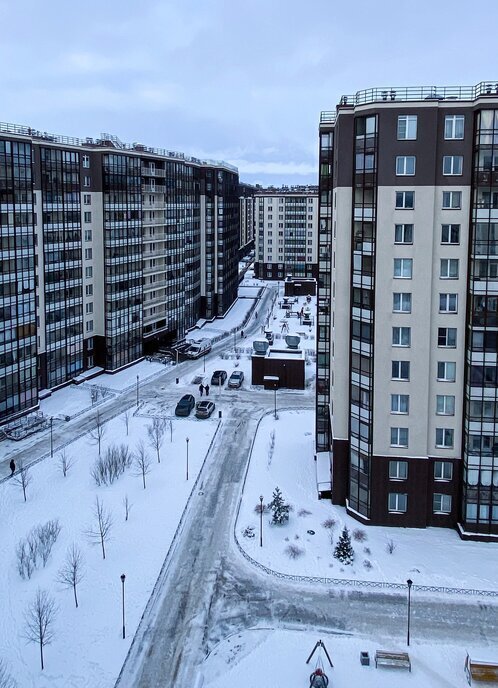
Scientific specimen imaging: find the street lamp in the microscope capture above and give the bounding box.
[50,417,53,458]
[203,353,206,374]
[185,437,189,481]
[274,387,277,419]
[136,375,139,407]
[406,579,413,646]
[259,495,264,547]
[120,574,126,639]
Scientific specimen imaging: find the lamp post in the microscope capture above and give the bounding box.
[136,375,139,408]
[120,574,126,639]
[406,578,413,646]
[50,417,53,458]
[274,387,277,419]
[185,437,189,481]
[259,495,264,547]
[203,353,206,374]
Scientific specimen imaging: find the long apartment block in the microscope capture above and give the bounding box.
[317,82,498,540]
[0,125,241,423]
[253,186,318,280]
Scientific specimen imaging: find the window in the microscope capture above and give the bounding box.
[82,155,90,168]
[436,428,453,449]
[85,284,93,296]
[392,326,411,346]
[86,320,94,332]
[85,266,93,278]
[393,293,411,312]
[436,395,455,415]
[396,156,416,175]
[395,191,414,209]
[391,427,409,446]
[86,302,93,314]
[397,115,417,140]
[394,224,413,244]
[444,115,464,140]
[388,493,407,512]
[437,361,456,382]
[389,460,408,479]
[391,394,409,414]
[441,224,460,243]
[392,361,410,380]
[84,211,91,223]
[84,194,91,205]
[84,229,92,242]
[440,259,459,279]
[83,176,91,187]
[439,293,458,312]
[443,155,463,175]
[434,461,453,481]
[442,191,461,209]
[433,494,452,513]
[85,248,92,260]
[438,327,456,347]
[394,258,413,278]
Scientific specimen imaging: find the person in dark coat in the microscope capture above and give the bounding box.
[205,384,210,396]
[199,384,204,396]
[9,459,15,476]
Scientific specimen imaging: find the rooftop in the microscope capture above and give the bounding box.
[0,122,238,173]
[320,80,498,124]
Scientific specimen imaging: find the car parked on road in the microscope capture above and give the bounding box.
[195,400,216,419]
[210,370,227,386]
[228,370,244,388]
[175,394,196,417]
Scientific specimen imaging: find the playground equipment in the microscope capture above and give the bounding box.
[306,640,333,687]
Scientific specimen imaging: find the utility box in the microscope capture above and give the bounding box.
[360,652,370,666]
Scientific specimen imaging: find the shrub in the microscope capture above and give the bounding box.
[91,444,132,486]
[353,528,367,542]
[363,546,371,555]
[386,539,396,554]
[322,518,336,529]
[285,544,304,559]
[363,559,372,570]
[298,509,312,517]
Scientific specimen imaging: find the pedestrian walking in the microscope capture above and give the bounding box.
[241,330,244,338]
[9,459,15,476]
[199,383,204,397]
[205,384,210,396]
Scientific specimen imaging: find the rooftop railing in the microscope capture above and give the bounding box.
[320,81,498,123]
[0,122,238,173]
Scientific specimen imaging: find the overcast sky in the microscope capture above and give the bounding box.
[1,0,497,186]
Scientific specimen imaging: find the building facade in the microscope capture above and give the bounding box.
[253,186,318,281]
[317,82,498,540]
[239,183,256,255]
[0,124,240,423]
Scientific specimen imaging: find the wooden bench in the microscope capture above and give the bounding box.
[375,650,411,672]
[465,654,498,685]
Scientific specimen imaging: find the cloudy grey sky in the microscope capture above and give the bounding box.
[1,0,497,186]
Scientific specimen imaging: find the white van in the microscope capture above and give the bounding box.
[185,339,212,359]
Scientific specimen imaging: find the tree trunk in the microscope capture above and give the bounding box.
[73,584,79,608]
[101,537,106,559]
[40,641,44,670]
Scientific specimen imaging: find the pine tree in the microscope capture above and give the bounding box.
[268,487,290,525]
[333,526,355,565]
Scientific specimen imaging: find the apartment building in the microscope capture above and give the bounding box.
[239,183,256,255]
[317,82,498,540]
[0,125,240,423]
[253,186,318,280]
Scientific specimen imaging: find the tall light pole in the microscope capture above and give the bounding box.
[186,437,189,481]
[259,495,264,547]
[274,387,277,419]
[136,375,139,407]
[121,574,126,639]
[50,417,53,457]
[406,578,413,646]
[203,353,206,374]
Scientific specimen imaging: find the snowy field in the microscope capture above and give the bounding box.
[0,404,218,687]
[202,628,491,688]
[237,410,498,592]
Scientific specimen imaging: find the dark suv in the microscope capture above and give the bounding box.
[175,394,195,416]
[211,370,227,386]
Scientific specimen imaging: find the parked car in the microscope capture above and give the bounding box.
[195,400,216,419]
[228,370,244,389]
[175,394,195,417]
[211,370,227,386]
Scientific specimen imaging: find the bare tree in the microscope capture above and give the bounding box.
[12,461,32,502]
[23,589,57,671]
[134,440,151,489]
[99,387,111,400]
[147,417,165,463]
[0,658,17,688]
[122,494,132,521]
[88,410,106,456]
[86,497,113,559]
[57,544,84,608]
[58,449,74,478]
[90,387,99,406]
[122,409,131,436]
[168,419,173,443]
